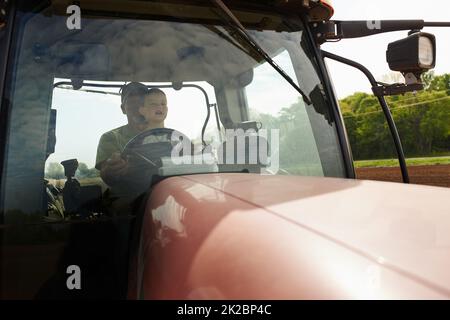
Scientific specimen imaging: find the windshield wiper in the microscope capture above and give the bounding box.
[210,0,311,105]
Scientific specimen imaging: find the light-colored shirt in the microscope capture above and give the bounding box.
[95,124,140,170]
[95,124,169,170]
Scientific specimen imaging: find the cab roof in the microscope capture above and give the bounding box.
[51,0,334,22]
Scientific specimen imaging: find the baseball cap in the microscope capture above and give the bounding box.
[120,82,148,104]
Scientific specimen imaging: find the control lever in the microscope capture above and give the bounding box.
[61,159,81,216]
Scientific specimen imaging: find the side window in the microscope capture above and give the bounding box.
[245,50,324,176]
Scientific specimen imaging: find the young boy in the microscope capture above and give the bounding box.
[139,88,168,132]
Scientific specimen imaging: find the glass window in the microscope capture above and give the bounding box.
[246,50,324,176]
[47,80,217,180]
[1,0,345,222]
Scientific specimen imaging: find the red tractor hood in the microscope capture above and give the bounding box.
[133,173,450,299]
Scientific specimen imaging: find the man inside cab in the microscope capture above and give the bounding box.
[95,82,168,190]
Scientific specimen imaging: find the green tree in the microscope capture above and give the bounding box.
[340,72,450,160]
[45,162,65,179]
[75,162,100,179]
[423,71,450,91]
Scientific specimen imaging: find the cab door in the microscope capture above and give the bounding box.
[0,1,134,299]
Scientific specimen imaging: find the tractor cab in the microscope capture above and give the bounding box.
[0,0,347,299]
[0,0,446,300]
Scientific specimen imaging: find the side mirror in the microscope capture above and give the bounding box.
[386,32,436,85]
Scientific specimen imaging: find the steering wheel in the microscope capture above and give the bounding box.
[118,128,193,194]
[122,127,192,172]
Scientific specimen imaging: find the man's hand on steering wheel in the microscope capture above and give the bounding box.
[99,152,130,186]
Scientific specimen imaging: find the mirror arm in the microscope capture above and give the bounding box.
[372,83,423,97]
[321,50,410,184]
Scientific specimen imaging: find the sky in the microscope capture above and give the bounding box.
[322,0,450,98]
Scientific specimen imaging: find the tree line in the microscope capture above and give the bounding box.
[340,72,449,160]
[46,162,99,180]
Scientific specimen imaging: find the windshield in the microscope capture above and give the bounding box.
[1,0,345,217]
